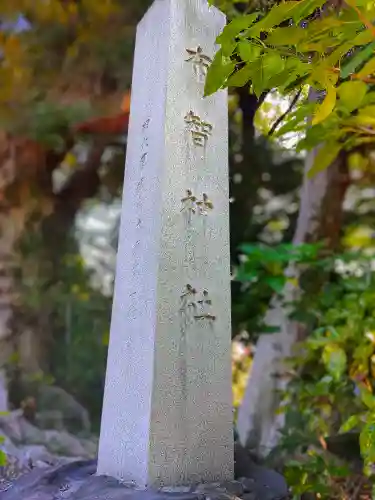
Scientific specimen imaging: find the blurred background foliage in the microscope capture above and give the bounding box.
[1,0,375,498]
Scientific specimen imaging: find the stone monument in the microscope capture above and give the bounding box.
[97,0,234,489]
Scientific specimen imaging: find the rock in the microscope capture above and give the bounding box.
[0,412,24,444]
[219,480,244,496]
[238,478,255,494]
[1,451,289,500]
[194,483,225,493]
[19,419,46,445]
[161,487,192,493]
[0,459,96,499]
[17,445,56,466]
[35,410,64,431]
[79,437,98,458]
[71,477,206,500]
[241,494,257,500]
[43,430,89,458]
[235,443,288,500]
[0,413,45,445]
[0,433,19,457]
[35,385,90,435]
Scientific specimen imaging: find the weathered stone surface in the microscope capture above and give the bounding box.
[0,457,289,500]
[219,480,244,497]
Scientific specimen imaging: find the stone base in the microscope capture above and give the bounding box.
[0,445,289,500]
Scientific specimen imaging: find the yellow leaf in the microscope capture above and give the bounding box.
[64,152,77,168]
[312,85,336,125]
[357,58,375,78]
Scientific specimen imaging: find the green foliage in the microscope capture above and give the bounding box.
[13,221,111,430]
[235,241,375,495]
[206,0,375,174]
[233,242,320,337]
[280,255,375,495]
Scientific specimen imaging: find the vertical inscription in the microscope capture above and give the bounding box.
[128,119,150,321]
[179,45,217,335]
[185,46,212,83]
[184,111,213,148]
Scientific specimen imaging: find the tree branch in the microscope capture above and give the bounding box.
[268,88,303,137]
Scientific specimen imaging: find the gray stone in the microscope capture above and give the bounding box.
[0,413,45,445]
[0,369,8,412]
[79,437,98,458]
[241,494,257,500]
[194,483,223,493]
[237,478,255,494]
[203,493,236,500]
[97,0,233,489]
[0,458,288,500]
[35,385,90,434]
[44,430,89,458]
[35,410,64,431]
[0,433,19,457]
[161,486,192,493]
[234,443,288,499]
[18,445,56,465]
[0,413,25,444]
[220,480,244,496]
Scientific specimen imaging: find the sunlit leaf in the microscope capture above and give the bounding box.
[238,42,261,63]
[322,344,347,380]
[204,49,235,96]
[337,81,368,112]
[339,414,361,433]
[312,85,337,126]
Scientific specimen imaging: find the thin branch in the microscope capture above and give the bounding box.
[268,88,303,137]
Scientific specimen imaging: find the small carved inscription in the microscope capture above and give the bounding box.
[180,286,216,324]
[184,111,213,147]
[127,119,150,320]
[196,193,213,216]
[181,189,197,215]
[194,289,216,322]
[181,190,213,216]
[185,46,212,82]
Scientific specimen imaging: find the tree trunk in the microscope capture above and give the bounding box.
[236,146,350,456]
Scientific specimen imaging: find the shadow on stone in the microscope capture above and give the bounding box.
[0,444,289,500]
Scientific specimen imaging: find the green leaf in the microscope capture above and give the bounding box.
[361,389,375,410]
[226,64,252,88]
[308,142,341,177]
[265,275,285,293]
[262,52,285,81]
[266,27,305,46]
[238,42,261,63]
[251,1,300,33]
[0,450,6,467]
[360,421,375,464]
[216,13,259,45]
[292,0,327,22]
[322,344,347,380]
[204,49,235,97]
[337,81,368,112]
[339,414,361,433]
[341,41,375,80]
[352,29,374,46]
[312,85,337,126]
[251,58,265,98]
